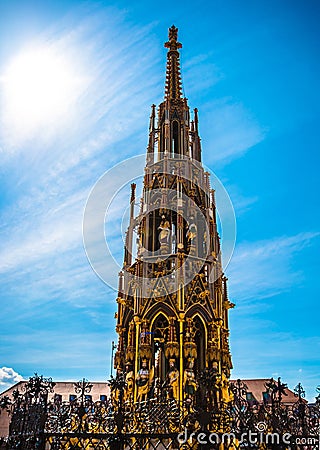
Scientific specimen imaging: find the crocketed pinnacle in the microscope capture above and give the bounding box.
[164,25,183,100]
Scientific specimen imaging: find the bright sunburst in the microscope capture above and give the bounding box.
[1,45,83,140]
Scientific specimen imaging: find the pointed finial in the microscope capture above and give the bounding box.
[194,108,199,132]
[165,25,182,51]
[149,104,156,131]
[169,25,178,40]
[130,183,136,202]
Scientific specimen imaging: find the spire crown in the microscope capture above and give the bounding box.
[164,25,182,52]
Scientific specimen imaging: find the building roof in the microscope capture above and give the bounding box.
[0,381,110,399]
[232,379,305,404]
[1,378,305,404]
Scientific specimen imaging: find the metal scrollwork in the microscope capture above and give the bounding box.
[4,374,320,449]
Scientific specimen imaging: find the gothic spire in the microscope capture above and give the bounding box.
[114,28,233,407]
[164,25,183,100]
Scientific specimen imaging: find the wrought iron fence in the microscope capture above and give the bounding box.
[1,374,319,449]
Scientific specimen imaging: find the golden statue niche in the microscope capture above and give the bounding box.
[167,358,179,401]
[113,25,234,409]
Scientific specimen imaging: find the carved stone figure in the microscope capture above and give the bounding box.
[167,359,179,401]
[111,367,124,406]
[203,230,207,256]
[183,358,197,398]
[158,215,171,249]
[136,359,154,402]
[186,218,197,254]
[220,371,233,403]
[124,363,134,402]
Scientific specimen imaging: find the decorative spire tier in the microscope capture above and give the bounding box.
[164,25,183,100]
[114,26,234,407]
[147,25,202,162]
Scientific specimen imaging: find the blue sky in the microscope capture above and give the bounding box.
[0,0,319,399]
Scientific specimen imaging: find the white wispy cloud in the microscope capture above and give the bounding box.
[0,10,158,381]
[226,232,319,400]
[223,184,258,216]
[0,10,158,288]
[0,10,160,157]
[183,52,224,94]
[227,231,320,302]
[231,330,320,401]
[201,98,266,165]
[178,47,266,166]
[0,210,80,274]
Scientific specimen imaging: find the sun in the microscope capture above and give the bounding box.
[1,45,83,138]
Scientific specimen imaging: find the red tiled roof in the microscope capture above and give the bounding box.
[231,379,305,404]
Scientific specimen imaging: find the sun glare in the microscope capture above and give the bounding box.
[2,46,83,139]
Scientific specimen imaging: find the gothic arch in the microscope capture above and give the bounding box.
[171,120,180,155]
[123,310,134,330]
[150,312,171,383]
[185,304,212,323]
[146,302,177,323]
[192,313,207,372]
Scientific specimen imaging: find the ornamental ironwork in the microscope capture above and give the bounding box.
[2,373,320,449]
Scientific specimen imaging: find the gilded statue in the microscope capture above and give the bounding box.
[158,215,171,246]
[186,218,197,249]
[167,359,179,401]
[220,371,233,403]
[124,362,134,402]
[183,358,197,398]
[136,359,154,402]
[110,367,124,406]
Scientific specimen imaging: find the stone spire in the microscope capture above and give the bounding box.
[164,25,183,100]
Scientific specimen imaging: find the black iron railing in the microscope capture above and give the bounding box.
[1,374,319,449]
